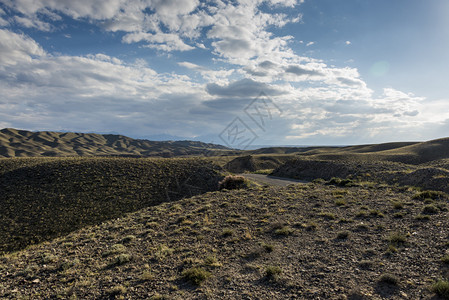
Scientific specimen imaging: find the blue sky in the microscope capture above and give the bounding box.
[0,0,448,147]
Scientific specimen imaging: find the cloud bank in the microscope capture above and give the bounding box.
[0,1,447,144]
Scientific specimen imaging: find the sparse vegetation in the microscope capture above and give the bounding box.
[218,175,248,190]
[422,204,439,214]
[336,231,349,240]
[1,142,449,298]
[265,266,282,279]
[432,280,449,299]
[182,267,211,286]
[379,273,399,285]
[387,232,407,246]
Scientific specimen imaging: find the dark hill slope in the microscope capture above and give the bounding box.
[0,157,223,254]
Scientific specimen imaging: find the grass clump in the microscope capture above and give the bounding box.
[182,267,211,286]
[113,253,131,266]
[387,232,407,248]
[318,212,336,220]
[392,201,404,209]
[262,243,274,253]
[432,280,449,299]
[422,204,439,214]
[336,231,350,240]
[335,199,347,206]
[369,209,384,218]
[413,190,445,200]
[219,175,248,190]
[204,256,222,267]
[222,228,234,237]
[107,285,127,296]
[274,226,293,236]
[327,177,355,187]
[103,244,127,257]
[387,232,407,246]
[415,214,430,221]
[442,254,449,264]
[265,266,282,279]
[379,273,399,285]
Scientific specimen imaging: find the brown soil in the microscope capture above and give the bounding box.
[1,182,448,299]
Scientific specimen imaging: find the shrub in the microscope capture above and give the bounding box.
[262,243,274,253]
[413,190,445,200]
[274,226,293,236]
[114,253,131,265]
[336,231,350,240]
[218,175,248,190]
[222,228,234,237]
[327,177,354,187]
[442,254,449,264]
[182,267,211,286]
[359,260,373,269]
[432,280,449,299]
[122,235,136,243]
[415,214,430,221]
[318,212,336,220]
[392,201,404,209]
[107,285,127,296]
[387,232,407,245]
[379,273,399,285]
[335,199,347,206]
[265,266,282,279]
[422,204,439,214]
[204,256,222,267]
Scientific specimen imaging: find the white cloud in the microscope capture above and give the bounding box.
[122,31,194,51]
[0,29,46,66]
[345,40,351,45]
[178,61,233,83]
[1,4,448,144]
[0,7,8,26]
[306,41,314,46]
[13,15,52,31]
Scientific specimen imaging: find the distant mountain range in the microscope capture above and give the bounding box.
[0,128,231,158]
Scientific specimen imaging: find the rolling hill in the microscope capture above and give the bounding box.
[0,157,223,254]
[0,128,231,158]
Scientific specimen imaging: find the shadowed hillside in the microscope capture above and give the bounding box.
[0,157,223,254]
[0,128,231,158]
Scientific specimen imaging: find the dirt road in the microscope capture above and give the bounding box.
[239,173,307,187]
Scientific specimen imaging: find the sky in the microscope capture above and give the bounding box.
[0,0,448,148]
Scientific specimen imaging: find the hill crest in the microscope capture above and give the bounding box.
[0,128,229,158]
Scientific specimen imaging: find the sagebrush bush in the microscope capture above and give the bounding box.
[218,175,248,190]
[379,273,399,285]
[182,267,211,285]
[265,266,282,279]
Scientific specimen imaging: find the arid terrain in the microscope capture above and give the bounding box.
[1,129,449,299]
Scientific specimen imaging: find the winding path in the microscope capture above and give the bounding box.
[239,173,307,187]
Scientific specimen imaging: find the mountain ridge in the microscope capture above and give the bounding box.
[0,128,230,158]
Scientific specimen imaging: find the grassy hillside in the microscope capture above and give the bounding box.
[0,157,223,254]
[223,155,293,173]
[0,128,231,158]
[249,138,449,165]
[1,183,448,299]
[272,157,449,194]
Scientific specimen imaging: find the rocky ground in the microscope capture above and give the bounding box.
[1,181,449,299]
